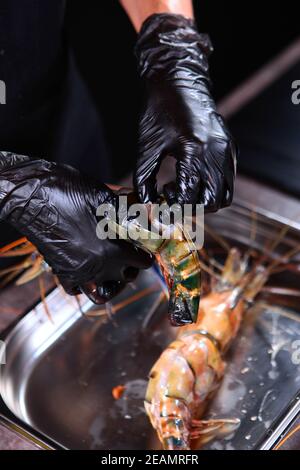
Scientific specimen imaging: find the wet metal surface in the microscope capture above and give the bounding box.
[1,203,300,450]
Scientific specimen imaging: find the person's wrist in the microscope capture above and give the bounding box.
[0,156,54,225]
[139,12,197,35]
[0,151,30,172]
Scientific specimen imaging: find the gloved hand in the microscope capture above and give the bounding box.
[135,13,237,210]
[0,152,153,303]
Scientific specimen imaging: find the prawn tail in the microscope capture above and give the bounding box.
[168,282,200,326]
[166,248,201,326]
[159,414,191,450]
[144,399,191,450]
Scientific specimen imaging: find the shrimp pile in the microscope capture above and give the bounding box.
[144,233,299,450]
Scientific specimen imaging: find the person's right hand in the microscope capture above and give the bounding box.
[0,152,153,303]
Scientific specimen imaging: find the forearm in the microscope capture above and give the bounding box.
[119,0,194,32]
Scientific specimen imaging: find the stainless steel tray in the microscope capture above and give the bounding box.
[1,202,300,450]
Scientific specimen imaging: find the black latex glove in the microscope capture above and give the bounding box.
[135,13,237,210]
[0,152,153,303]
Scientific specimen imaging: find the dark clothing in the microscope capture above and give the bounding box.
[0,0,111,256]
